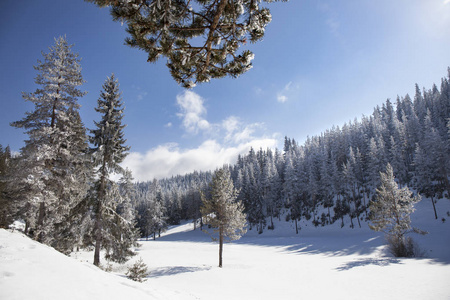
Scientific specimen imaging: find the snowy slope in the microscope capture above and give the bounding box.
[0,230,188,300]
[1,198,449,300]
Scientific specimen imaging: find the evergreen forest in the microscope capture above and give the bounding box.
[1,35,449,261]
[131,71,450,236]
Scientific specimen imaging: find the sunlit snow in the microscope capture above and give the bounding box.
[1,198,449,300]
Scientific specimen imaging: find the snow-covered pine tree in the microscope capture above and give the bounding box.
[118,168,138,221]
[201,167,247,268]
[369,163,424,257]
[0,145,13,228]
[186,183,203,230]
[103,181,139,264]
[89,74,134,266]
[86,0,284,88]
[136,198,153,240]
[51,109,93,254]
[413,109,449,220]
[150,190,168,239]
[126,257,149,282]
[10,36,89,245]
[100,168,140,263]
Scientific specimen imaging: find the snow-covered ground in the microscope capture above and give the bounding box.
[1,198,449,300]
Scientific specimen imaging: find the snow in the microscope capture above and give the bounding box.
[1,198,449,300]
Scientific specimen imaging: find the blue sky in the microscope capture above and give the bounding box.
[1,0,450,181]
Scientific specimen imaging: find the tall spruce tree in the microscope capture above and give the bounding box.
[89,74,134,266]
[201,167,246,268]
[10,36,89,245]
[86,0,286,88]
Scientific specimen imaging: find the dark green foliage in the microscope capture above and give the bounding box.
[86,0,287,88]
[126,258,149,282]
[386,235,425,258]
[9,36,90,245]
[0,145,13,228]
[89,74,136,266]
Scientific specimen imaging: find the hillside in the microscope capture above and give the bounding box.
[1,198,449,300]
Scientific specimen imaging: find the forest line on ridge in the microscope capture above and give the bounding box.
[133,69,450,237]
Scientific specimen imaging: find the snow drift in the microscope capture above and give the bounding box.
[1,198,449,300]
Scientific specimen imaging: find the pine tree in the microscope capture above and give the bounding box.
[0,145,13,228]
[343,147,361,228]
[126,258,149,282]
[414,143,439,219]
[118,168,138,220]
[89,74,134,266]
[201,167,247,268]
[86,0,285,88]
[150,190,168,239]
[136,199,153,240]
[10,36,89,245]
[103,181,139,263]
[369,163,424,257]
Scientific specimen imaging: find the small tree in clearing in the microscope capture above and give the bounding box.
[369,163,426,257]
[126,258,149,283]
[201,167,247,268]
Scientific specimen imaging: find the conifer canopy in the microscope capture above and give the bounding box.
[86,0,286,88]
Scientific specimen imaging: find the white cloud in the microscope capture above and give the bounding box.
[123,138,278,181]
[123,90,279,181]
[176,90,210,134]
[277,81,293,103]
[175,91,268,144]
[164,122,172,128]
[222,116,240,141]
[444,0,450,5]
[277,95,288,103]
[221,115,267,144]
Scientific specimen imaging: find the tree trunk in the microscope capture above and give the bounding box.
[431,196,438,220]
[24,221,30,235]
[93,199,102,266]
[270,213,274,230]
[36,202,46,242]
[363,191,368,217]
[353,190,361,228]
[327,206,332,224]
[94,167,107,267]
[295,218,298,234]
[93,194,103,267]
[93,222,101,266]
[219,225,223,268]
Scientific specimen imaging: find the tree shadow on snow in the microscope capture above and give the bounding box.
[336,257,401,271]
[235,232,385,258]
[147,265,211,278]
[146,226,220,243]
[235,232,450,266]
[145,222,450,266]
